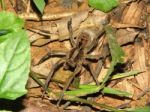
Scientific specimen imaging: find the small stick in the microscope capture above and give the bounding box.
[18,12,76,21]
[136,87,150,100]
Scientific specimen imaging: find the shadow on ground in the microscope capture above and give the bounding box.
[0,96,25,111]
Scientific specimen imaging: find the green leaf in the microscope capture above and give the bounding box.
[100,26,125,88]
[65,85,131,98]
[102,87,132,97]
[65,85,100,97]
[105,26,125,64]
[0,30,30,100]
[111,70,142,80]
[33,0,45,14]
[0,12,30,100]
[0,29,11,36]
[88,0,119,12]
[126,106,150,112]
[0,29,12,43]
[0,12,24,31]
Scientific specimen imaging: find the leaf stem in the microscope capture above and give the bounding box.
[67,96,126,112]
[0,0,6,10]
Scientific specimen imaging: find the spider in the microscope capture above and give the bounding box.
[36,19,105,106]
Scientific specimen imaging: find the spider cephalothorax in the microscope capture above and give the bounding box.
[64,32,93,69]
[36,20,104,105]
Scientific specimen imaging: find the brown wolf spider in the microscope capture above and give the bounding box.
[36,19,105,106]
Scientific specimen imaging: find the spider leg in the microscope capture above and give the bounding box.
[86,60,103,85]
[56,64,82,106]
[85,30,104,53]
[44,59,65,92]
[35,51,66,65]
[68,18,76,47]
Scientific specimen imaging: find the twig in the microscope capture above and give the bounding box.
[136,87,150,100]
[18,12,76,21]
[116,101,131,109]
[67,97,126,112]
